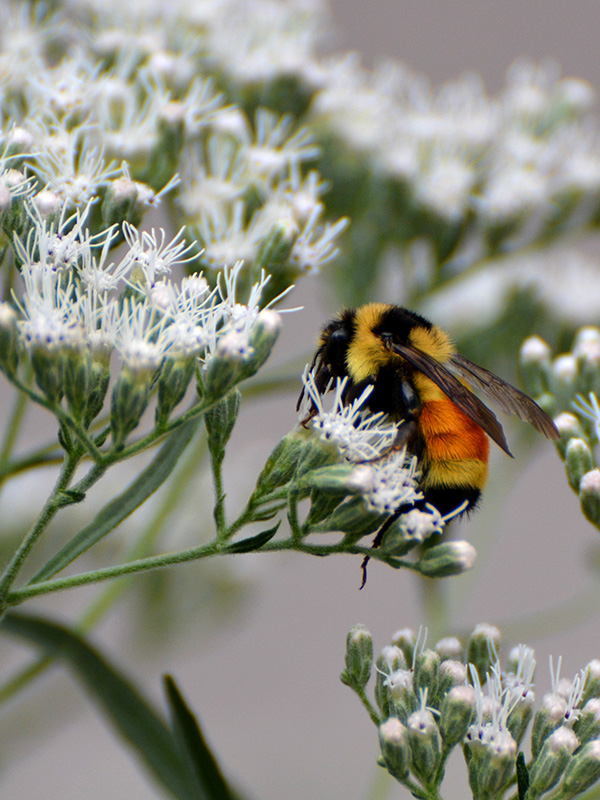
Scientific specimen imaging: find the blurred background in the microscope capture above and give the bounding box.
[3,1,600,797]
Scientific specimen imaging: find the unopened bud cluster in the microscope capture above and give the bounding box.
[343,622,600,799]
[521,327,600,530]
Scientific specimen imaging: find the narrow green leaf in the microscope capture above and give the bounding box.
[1,612,199,800]
[164,675,236,800]
[30,418,201,584]
[226,522,280,553]
[516,751,529,799]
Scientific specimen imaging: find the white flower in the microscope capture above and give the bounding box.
[300,370,404,463]
[122,223,198,286]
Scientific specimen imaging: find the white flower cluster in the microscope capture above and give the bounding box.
[312,55,600,266]
[8,202,276,377]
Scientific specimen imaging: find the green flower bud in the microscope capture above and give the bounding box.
[204,389,241,454]
[407,708,442,786]
[521,335,553,397]
[304,490,344,527]
[439,685,476,748]
[435,636,463,662]
[375,647,407,719]
[101,177,139,229]
[437,659,468,701]
[315,495,382,537]
[384,669,418,723]
[565,437,594,492]
[292,435,341,479]
[156,356,197,426]
[32,190,62,226]
[298,462,358,494]
[466,623,500,685]
[0,302,19,378]
[582,660,600,705]
[554,412,586,458]
[340,624,373,692]
[580,469,600,527]
[110,366,151,448]
[527,726,578,799]
[31,346,64,404]
[84,355,111,427]
[253,221,296,278]
[391,629,417,668]
[378,718,410,781]
[63,346,92,421]
[574,327,600,397]
[573,698,600,745]
[467,730,517,797]
[414,649,440,703]
[561,740,600,798]
[552,354,577,403]
[252,429,309,498]
[416,540,476,578]
[531,693,567,759]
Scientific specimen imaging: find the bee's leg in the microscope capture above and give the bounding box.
[359,500,415,590]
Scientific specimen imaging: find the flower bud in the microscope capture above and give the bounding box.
[414,649,440,702]
[437,659,468,699]
[63,345,92,421]
[156,356,197,426]
[521,335,552,397]
[466,623,501,685]
[416,541,476,577]
[340,625,373,692]
[391,629,417,668]
[318,496,383,538]
[554,412,586,458]
[580,469,600,528]
[84,356,111,426]
[565,437,594,492]
[383,669,417,723]
[435,637,463,662]
[561,739,600,798]
[31,346,64,404]
[102,177,139,228]
[465,729,517,797]
[573,698,600,745]
[204,389,241,455]
[439,685,476,748]
[531,692,568,759]
[378,718,410,781]
[552,354,577,399]
[375,648,407,719]
[528,726,578,798]
[407,708,442,786]
[582,659,600,705]
[252,430,309,499]
[110,365,151,448]
[0,302,19,378]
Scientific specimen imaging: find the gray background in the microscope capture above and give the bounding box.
[3,1,600,798]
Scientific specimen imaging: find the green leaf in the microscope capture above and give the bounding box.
[1,612,199,800]
[516,751,529,800]
[30,418,201,584]
[226,522,280,553]
[164,675,236,800]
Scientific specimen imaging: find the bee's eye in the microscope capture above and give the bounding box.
[380,331,395,346]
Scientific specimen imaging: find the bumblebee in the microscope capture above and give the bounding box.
[299,303,559,518]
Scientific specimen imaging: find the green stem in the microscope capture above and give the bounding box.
[6,540,221,604]
[0,451,81,605]
[210,448,227,539]
[356,685,380,726]
[0,387,29,475]
[5,537,414,605]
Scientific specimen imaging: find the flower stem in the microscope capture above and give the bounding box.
[0,451,81,606]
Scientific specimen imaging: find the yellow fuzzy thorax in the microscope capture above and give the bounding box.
[345,303,455,383]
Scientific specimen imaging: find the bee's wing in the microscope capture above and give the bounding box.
[389,342,513,456]
[449,353,559,441]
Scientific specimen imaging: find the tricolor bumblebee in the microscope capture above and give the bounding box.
[299,303,559,519]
